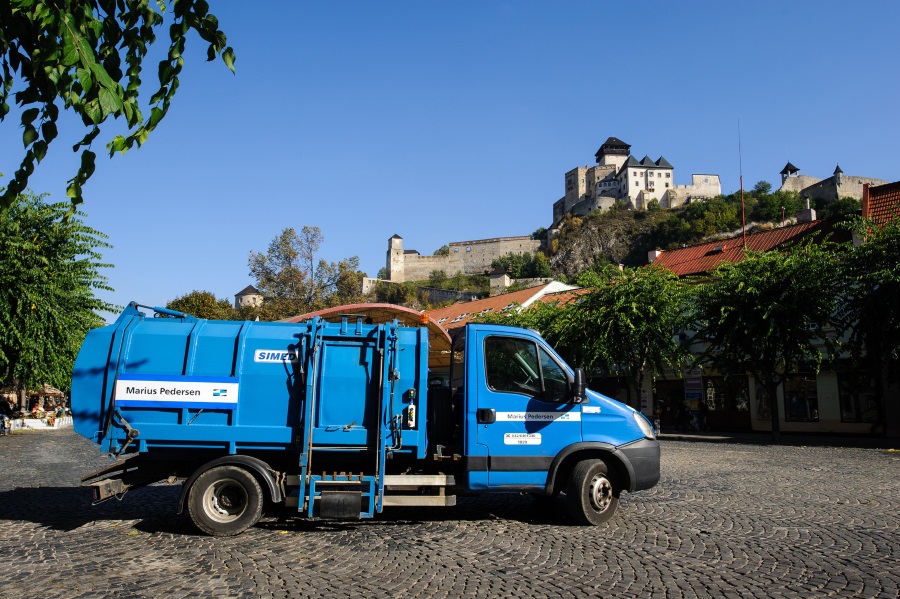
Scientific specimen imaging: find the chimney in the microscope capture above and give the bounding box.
[796,208,817,223]
[647,249,665,263]
[796,196,816,223]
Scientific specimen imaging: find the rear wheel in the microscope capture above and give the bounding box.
[188,465,263,536]
[566,459,619,525]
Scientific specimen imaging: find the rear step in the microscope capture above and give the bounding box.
[284,474,456,509]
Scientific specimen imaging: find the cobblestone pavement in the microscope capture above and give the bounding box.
[1,430,897,598]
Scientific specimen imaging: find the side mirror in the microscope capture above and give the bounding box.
[572,368,587,404]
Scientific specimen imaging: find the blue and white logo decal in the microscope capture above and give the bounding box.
[254,349,298,364]
[114,374,239,409]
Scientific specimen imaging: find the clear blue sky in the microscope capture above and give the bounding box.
[3,1,899,319]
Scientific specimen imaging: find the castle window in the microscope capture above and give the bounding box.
[665,183,669,188]
[666,173,671,178]
[466,247,471,252]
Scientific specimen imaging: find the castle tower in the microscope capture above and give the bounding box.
[594,136,631,170]
[833,164,843,187]
[780,161,800,184]
[387,234,405,282]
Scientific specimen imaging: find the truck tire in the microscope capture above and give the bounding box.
[187,465,264,536]
[566,459,619,525]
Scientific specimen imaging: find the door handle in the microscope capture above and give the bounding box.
[477,408,496,424]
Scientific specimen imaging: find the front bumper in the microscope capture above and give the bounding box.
[617,438,661,492]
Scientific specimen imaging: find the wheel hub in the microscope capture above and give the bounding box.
[589,475,612,512]
[204,479,248,522]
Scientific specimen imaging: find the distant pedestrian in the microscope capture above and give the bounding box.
[698,401,709,432]
[0,399,12,435]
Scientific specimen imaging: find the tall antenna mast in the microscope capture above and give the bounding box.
[738,120,747,248]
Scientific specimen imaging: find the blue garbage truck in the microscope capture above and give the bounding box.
[72,302,660,536]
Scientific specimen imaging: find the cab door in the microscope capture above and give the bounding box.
[473,330,581,489]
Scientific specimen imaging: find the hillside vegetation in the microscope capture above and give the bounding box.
[548,182,859,280]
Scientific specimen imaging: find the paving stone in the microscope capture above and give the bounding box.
[0,430,898,597]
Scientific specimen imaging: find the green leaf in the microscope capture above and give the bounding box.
[76,67,93,93]
[33,140,48,163]
[108,135,127,154]
[80,150,96,178]
[21,107,40,125]
[98,88,122,116]
[222,47,235,73]
[89,63,118,90]
[23,126,39,147]
[148,106,164,128]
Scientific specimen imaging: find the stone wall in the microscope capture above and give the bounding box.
[665,174,722,208]
[779,175,822,194]
[387,235,543,283]
[801,175,888,202]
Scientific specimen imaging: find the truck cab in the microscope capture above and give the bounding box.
[435,323,660,524]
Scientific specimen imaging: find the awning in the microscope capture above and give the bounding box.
[284,303,453,370]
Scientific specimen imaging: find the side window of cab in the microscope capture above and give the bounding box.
[484,336,569,402]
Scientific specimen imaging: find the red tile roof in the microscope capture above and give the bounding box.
[426,285,551,333]
[651,220,833,277]
[863,181,900,225]
[426,283,580,334]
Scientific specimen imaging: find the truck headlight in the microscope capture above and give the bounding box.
[633,411,656,440]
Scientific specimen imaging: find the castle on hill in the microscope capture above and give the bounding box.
[552,136,721,224]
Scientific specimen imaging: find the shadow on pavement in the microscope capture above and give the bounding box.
[0,485,196,534]
[1,485,575,535]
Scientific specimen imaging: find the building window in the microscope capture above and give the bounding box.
[666,173,671,178]
[783,373,819,422]
[466,246,471,252]
[838,370,879,423]
[665,183,669,188]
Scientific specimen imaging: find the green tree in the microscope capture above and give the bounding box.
[491,252,551,279]
[481,265,689,408]
[248,226,363,320]
[374,281,418,307]
[428,270,447,287]
[315,256,366,308]
[165,290,234,320]
[750,190,802,223]
[570,266,691,407]
[838,217,900,386]
[0,190,115,407]
[433,245,450,256]
[1,0,234,209]
[817,196,861,219]
[691,243,843,436]
[752,180,773,195]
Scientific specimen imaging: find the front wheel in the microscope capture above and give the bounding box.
[566,459,619,525]
[188,465,264,536]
